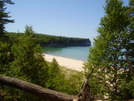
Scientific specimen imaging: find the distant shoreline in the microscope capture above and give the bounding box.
[42,54,85,71]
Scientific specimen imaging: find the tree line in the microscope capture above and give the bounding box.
[6,32,91,47]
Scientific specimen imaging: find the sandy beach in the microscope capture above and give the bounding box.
[43,54,85,71]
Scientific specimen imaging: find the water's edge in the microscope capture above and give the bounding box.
[42,46,90,61]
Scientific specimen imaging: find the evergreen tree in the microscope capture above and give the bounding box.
[10,26,48,86]
[6,26,48,100]
[0,0,14,74]
[45,58,63,90]
[0,0,14,40]
[86,0,134,100]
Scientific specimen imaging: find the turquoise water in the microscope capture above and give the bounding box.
[42,46,90,61]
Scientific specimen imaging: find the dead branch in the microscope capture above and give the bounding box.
[0,75,76,101]
[76,66,96,101]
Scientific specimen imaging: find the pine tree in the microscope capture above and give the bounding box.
[86,0,133,100]
[10,26,48,86]
[0,0,14,74]
[0,0,14,40]
[5,26,49,100]
[45,58,62,90]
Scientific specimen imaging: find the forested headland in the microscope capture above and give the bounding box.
[6,32,91,47]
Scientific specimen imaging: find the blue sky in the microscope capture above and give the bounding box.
[6,0,129,42]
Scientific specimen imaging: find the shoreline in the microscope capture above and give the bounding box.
[42,54,85,71]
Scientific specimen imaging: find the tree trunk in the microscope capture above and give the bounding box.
[0,75,76,101]
[124,53,134,76]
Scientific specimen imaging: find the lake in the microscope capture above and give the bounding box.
[42,46,90,61]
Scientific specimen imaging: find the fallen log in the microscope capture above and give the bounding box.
[0,75,76,101]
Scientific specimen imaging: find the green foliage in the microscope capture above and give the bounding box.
[45,58,83,95]
[45,58,62,90]
[86,0,134,100]
[63,71,83,95]
[2,26,47,100]
[10,26,47,86]
[0,41,12,74]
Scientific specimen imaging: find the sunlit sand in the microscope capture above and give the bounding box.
[43,54,84,71]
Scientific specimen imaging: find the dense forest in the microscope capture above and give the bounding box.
[6,32,91,47]
[0,0,134,101]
